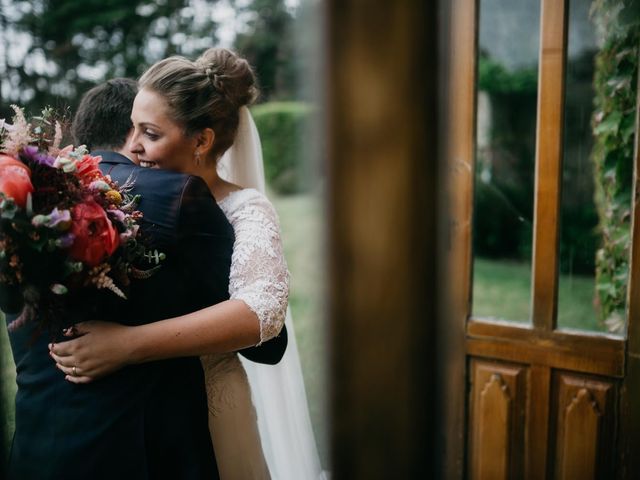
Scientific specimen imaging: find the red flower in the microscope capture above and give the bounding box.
[75,154,103,185]
[69,199,120,267]
[0,154,34,208]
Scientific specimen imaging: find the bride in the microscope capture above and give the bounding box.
[49,48,326,480]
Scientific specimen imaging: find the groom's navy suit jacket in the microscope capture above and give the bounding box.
[3,151,284,479]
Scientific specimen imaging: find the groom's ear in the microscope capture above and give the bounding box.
[195,128,215,156]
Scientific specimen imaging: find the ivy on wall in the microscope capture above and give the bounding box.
[591,0,639,332]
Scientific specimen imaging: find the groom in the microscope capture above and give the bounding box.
[4,78,285,479]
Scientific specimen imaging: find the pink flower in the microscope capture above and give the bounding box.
[75,154,103,185]
[69,199,120,267]
[0,154,34,208]
[57,145,74,157]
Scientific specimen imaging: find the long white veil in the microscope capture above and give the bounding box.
[218,107,327,480]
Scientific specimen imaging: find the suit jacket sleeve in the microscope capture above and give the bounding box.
[238,324,288,365]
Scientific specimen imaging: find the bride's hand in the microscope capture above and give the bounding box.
[48,321,135,384]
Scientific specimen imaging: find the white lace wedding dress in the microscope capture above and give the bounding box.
[205,106,327,480]
[200,188,289,480]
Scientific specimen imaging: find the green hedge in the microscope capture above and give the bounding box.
[478,55,537,95]
[252,102,315,195]
[591,0,639,331]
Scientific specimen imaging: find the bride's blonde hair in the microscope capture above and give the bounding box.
[139,48,258,161]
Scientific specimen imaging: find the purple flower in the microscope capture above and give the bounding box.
[55,233,75,249]
[119,224,140,243]
[107,208,126,224]
[47,208,72,228]
[22,145,37,156]
[32,207,72,230]
[22,145,55,167]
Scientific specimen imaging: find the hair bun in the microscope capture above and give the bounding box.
[140,48,258,160]
[197,48,258,108]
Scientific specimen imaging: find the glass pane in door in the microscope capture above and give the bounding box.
[557,0,637,335]
[472,0,541,323]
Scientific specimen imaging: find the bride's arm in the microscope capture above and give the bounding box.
[50,192,289,383]
[225,191,290,345]
[49,299,261,383]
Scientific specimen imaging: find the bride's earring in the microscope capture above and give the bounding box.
[194,150,201,166]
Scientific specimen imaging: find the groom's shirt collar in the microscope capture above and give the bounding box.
[93,150,135,165]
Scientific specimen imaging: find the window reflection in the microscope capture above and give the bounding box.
[557,0,636,335]
[472,0,540,323]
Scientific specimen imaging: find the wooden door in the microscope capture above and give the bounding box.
[445,0,640,477]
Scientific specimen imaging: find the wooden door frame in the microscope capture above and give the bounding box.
[443,0,640,477]
[438,0,476,477]
[619,55,640,477]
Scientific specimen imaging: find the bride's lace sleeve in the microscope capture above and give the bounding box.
[226,191,289,344]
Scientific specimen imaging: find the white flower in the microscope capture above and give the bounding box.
[1,106,33,156]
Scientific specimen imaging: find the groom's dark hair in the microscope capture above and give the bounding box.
[72,78,138,151]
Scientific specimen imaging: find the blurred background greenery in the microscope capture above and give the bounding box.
[0,0,329,468]
[0,0,316,111]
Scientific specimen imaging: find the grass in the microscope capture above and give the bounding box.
[472,258,533,323]
[1,312,16,460]
[270,190,329,468]
[472,257,603,332]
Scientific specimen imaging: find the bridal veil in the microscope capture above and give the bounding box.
[218,107,328,480]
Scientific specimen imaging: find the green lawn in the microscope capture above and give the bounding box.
[472,257,604,332]
[472,258,533,323]
[1,312,16,460]
[270,191,329,468]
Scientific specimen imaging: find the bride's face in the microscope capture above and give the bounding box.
[129,88,198,173]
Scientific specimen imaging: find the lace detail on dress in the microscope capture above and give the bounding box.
[218,189,289,344]
[201,353,245,417]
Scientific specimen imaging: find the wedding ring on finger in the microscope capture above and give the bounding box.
[72,366,78,377]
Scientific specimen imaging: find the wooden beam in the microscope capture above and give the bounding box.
[526,365,551,480]
[327,1,440,477]
[618,48,640,479]
[447,0,476,321]
[467,318,624,377]
[468,318,624,357]
[439,0,478,477]
[531,0,569,330]
[466,331,624,378]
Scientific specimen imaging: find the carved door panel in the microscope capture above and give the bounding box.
[447,0,640,477]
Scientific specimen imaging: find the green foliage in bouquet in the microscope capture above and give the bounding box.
[591,0,639,332]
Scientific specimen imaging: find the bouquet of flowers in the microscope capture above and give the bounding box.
[0,106,161,332]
